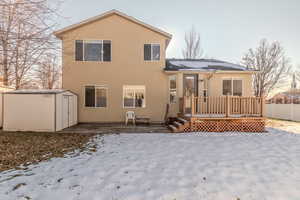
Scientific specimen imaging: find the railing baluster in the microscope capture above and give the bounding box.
[180,96,263,118]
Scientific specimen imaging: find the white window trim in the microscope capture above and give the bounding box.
[144,43,160,61]
[169,75,177,104]
[123,85,146,108]
[84,85,108,108]
[222,78,243,96]
[75,39,112,62]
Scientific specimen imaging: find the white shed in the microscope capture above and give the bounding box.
[3,89,77,132]
[0,85,14,127]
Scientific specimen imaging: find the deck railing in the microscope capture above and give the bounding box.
[179,95,264,118]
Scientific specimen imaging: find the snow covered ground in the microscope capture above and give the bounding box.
[267,119,300,134]
[1,129,300,200]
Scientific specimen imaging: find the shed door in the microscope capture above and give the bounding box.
[68,96,74,126]
[62,95,70,129]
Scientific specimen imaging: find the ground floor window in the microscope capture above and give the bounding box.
[85,86,107,107]
[222,79,243,96]
[123,85,146,108]
[169,75,177,103]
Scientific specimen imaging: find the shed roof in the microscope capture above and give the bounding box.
[5,89,68,94]
[165,59,257,72]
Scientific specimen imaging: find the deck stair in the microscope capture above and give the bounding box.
[167,117,190,133]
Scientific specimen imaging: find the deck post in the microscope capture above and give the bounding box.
[260,95,265,117]
[182,97,186,115]
[226,95,230,117]
[191,93,195,116]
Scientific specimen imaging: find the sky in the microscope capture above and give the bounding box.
[58,0,300,69]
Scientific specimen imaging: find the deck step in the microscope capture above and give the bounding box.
[173,121,182,128]
[168,125,178,133]
[176,117,188,124]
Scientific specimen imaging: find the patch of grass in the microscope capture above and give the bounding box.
[0,131,96,172]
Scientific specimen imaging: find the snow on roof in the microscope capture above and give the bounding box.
[5,89,68,94]
[165,59,256,72]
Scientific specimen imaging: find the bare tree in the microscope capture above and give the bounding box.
[294,66,300,83]
[182,26,203,59]
[35,53,61,89]
[0,0,62,89]
[242,39,291,97]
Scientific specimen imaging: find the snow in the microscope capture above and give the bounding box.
[169,60,247,71]
[1,129,300,200]
[267,119,300,134]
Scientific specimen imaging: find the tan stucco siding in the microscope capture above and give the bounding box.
[208,73,253,97]
[61,14,169,122]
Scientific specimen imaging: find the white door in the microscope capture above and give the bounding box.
[68,96,74,126]
[62,95,69,129]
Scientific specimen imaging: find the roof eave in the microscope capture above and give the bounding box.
[164,69,259,74]
[54,9,172,40]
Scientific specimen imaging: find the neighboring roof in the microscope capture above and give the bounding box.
[5,89,68,94]
[54,9,172,39]
[270,89,300,99]
[165,59,257,72]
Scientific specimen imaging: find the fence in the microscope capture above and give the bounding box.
[266,104,300,121]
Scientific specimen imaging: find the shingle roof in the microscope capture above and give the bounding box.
[165,58,256,72]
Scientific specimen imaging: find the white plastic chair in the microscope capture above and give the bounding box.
[125,111,135,125]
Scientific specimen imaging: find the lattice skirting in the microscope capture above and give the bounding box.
[183,118,266,132]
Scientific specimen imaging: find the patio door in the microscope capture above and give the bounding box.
[183,74,198,96]
[183,74,198,114]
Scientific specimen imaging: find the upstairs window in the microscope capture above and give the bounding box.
[85,86,107,107]
[75,40,111,62]
[144,44,160,61]
[222,79,243,96]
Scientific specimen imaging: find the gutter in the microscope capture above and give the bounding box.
[164,70,259,74]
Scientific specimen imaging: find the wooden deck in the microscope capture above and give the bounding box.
[180,95,264,118]
[168,95,266,133]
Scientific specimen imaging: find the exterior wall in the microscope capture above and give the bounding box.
[61,14,169,123]
[3,94,55,132]
[208,73,253,97]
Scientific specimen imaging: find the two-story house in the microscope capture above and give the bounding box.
[55,10,172,123]
[55,10,265,132]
